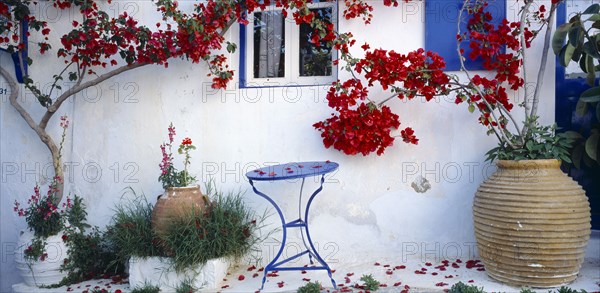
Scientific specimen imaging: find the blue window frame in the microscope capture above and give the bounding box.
[0,6,29,83]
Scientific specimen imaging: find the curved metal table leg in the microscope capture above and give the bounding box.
[303,174,337,289]
[249,179,288,290]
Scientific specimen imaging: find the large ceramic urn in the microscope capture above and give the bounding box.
[473,159,591,287]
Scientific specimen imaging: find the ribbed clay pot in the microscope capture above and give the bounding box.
[152,185,209,238]
[473,159,591,288]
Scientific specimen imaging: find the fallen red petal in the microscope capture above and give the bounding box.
[238,275,245,281]
[393,282,402,287]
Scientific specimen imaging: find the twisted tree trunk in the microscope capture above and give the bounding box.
[1,63,147,204]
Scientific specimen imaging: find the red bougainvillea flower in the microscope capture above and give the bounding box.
[181,137,192,145]
[401,127,419,145]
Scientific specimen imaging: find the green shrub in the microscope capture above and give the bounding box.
[105,190,164,264]
[131,284,161,293]
[161,186,262,272]
[448,282,485,293]
[556,287,588,293]
[360,274,380,291]
[60,227,125,284]
[297,281,322,293]
[175,279,197,293]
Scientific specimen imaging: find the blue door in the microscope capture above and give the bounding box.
[555,2,600,230]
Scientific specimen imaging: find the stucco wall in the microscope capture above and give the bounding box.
[0,1,557,291]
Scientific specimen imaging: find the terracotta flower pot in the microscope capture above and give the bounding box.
[152,185,209,238]
[473,159,591,287]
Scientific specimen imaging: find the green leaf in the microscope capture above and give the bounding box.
[568,26,584,47]
[586,133,599,160]
[588,14,600,22]
[553,23,572,55]
[226,42,237,54]
[468,104,475,113]
[576,99,589,117]
[583,3,600,15]
[583,41,600,59]
[571,47,583,62]
[581,87,600,103]
[579,53,589,73]
[585,55,596,86]
[572,143,584,169]
[564,130,584,140]
[560,44,577,67]
[583,149,595,167]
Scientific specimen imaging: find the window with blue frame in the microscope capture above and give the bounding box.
[240,1,338,88]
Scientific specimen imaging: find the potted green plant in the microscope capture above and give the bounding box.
[312,0,592,287]
[153,123,209,238]
[12,116,74,287]
[452,1,592,287]
[108,184,262,291]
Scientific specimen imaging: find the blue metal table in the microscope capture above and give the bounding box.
[246,161,338,290]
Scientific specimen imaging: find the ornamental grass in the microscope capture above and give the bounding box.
[160,182,267,272]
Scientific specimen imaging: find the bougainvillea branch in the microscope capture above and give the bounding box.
[314,0,565,157]
[1,0,356,202]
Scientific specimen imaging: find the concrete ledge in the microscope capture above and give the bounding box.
[128,256,230,291]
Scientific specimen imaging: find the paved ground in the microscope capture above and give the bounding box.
[12,233,600,293]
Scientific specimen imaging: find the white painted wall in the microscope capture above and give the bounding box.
[0,1,557,291]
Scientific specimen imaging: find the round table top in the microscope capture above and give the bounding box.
[246,161,339,181]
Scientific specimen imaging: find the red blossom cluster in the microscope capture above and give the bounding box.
[342,0,407,24]
[451,1,540,129]
[314,99,401,156]
[315,0,560,156]
[2,0,346,90]
[356,48,449,100]
[314,78,402,156]
[314,46,449,155]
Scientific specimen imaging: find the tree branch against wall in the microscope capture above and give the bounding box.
[0,0,376,203]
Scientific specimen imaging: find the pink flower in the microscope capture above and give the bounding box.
[168,123,176,143]
[60,115,69,129]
